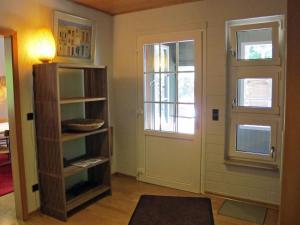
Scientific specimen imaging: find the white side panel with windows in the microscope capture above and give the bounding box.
[226,17,284,168]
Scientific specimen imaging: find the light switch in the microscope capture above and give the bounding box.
[212,109,219,121]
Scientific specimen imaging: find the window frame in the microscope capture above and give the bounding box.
[231,67,280,115]
[230,21,281,66]
[229,116,278,164]
[226,16,284,168]
[143,40,197,135]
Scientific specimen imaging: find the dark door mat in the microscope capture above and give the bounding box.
[129,195,215,225]
[219,199,267,224]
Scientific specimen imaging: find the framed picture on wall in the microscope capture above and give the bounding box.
[54,11,96,64]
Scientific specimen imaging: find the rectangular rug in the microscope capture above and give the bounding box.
[218,199,267,224]
[129,195,215,225]
[0,154,13,197]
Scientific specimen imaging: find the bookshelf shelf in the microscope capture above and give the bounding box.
[60,97,107,105]
[63,156,109,177]
[61,128,109,142]
[66,185,110,212]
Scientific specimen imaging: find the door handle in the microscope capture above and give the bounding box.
[232,97,237,108]
[137,108,144,116]
[230,49,236,57]
[271,146,276,158]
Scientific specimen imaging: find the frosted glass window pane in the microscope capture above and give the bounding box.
[236,124,271,155]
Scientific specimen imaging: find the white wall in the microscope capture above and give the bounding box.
[0,0,114,212]
[113,0,286,204]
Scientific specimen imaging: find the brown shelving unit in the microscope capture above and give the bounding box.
[33,63,111,221]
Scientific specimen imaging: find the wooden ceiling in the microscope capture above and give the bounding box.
[72,0,202,15]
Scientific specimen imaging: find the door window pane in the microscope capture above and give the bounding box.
[161,43,176,73]
[237,28,273,60]
[178,104,195,134]
[179,41,195,71]
[161,73,176,103]
[144,73,160,102]
[237,78,272,108]
[178,72,195,103]
[161,103,176,132]
[144,44,160,73]
[144,103,160,131]
[236,124,271,155]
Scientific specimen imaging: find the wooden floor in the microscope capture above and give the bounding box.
[0,174,278,225]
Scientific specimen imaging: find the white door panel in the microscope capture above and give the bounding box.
[145,136,198,187]
[137,30,203,193]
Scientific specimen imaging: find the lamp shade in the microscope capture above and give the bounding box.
[35,29,56,63]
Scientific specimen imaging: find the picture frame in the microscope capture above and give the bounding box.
[54,11,96,64]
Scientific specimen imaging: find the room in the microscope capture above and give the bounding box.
[0,35,12,199]
[0,0,299,224]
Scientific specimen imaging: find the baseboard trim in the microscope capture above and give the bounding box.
[28,208,40,218]
[205,191,279,210]
[112,172,136,179]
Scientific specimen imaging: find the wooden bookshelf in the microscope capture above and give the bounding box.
[33,63,111,221]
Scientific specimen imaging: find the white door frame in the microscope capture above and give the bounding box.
[136,29,207,193]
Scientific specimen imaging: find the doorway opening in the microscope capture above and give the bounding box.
[0,28,28,221]
[0,36,13,198]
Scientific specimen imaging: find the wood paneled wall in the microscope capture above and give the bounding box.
[279,0,300,224]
